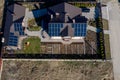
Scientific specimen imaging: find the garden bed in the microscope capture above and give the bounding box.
[28,26,41,31]
[28,18,41,31]
[102,19,109,30]
[104,34,111,59]
[69,2,96,8]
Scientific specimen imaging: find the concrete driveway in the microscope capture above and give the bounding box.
[107,0,120,80]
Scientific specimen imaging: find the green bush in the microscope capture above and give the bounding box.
[28,26,41,31]
[70,2,96,8]
[28,18,36,27]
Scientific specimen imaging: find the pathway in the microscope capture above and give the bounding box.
[25,29,42,38]
[107,0,120,80]
[0,59,2,80]
[87,25,109,34]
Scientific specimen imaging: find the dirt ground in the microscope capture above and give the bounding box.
[1,60,113,80]
[85,30,97,54]
[0,0,4,28]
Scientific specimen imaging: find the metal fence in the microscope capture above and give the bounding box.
[6,0,96,2]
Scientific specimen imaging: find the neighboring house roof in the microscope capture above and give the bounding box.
[4,3,25,46]
[48,2,82,23]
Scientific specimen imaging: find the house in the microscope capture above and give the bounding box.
[47,2,88,39]
[4,3,25,47]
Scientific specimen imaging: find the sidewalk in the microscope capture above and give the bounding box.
[107,0,120,80]
[87,25,110,34]
[0,59,2,80]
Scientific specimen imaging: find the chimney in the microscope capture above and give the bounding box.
[73,19,75,23]
[51,15,53,19]
[56,13,59,16]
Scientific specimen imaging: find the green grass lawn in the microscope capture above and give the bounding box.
[23,37,41,53]
[104,34,111,59]
[16,37,41,53]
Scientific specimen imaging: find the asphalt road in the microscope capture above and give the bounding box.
[107,1,120,80]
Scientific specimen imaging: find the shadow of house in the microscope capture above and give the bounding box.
[32,9,47,18]
[73,15,88,23]
[14,17,24,23]
[31,9,48,30]
[60,25,74,37]
[34,4,39,9]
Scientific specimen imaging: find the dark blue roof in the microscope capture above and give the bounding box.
[32,9,47,18]
[48,23,63,36]
[5,4,25,46]
[48,23,87,37]
[14,23,24,36]
[7,23,24,46]
[8,33,18,46]
[72,23,87,36]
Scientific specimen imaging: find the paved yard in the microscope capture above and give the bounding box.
[41,42,84,54]
[102,6,109,20]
